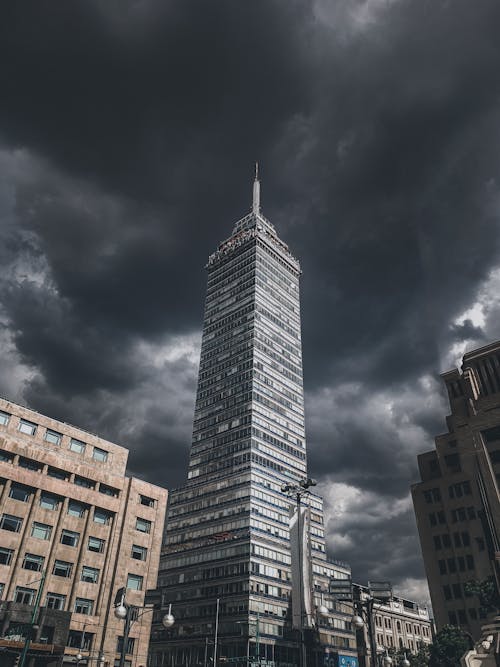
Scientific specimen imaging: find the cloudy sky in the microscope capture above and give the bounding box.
[2,0,500,606]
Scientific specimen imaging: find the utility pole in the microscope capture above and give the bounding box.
[19,569,46,667]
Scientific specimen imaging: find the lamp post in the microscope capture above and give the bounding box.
[114,590,175,667]
[281,477,317,667]
[19,569,47,667]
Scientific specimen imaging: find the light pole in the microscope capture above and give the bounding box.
[19,569,47,667]
[114,590,175,667]
[281,477,317,667]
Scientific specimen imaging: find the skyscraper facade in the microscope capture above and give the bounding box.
[412,340,500,638]
[151,174,357,667]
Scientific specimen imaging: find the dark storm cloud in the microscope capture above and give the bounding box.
[2,0,500,603]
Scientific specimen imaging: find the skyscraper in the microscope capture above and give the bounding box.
[412,340,500,638]
[151,171,356,667]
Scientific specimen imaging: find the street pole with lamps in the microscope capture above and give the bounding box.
[281,477,317,667]
[19,569,47,667]
[114,589,175,667]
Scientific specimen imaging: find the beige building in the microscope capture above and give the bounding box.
[0,396,167,666]
[412,340,500,638]
[353,584,432,665]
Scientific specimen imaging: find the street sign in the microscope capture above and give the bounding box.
[329,579,353,601]
[368,581,392,600]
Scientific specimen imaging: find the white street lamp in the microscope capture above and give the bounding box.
[351,614,364,629]
[114,603,128,620]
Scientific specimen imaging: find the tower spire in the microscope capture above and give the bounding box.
[252,161,260,214]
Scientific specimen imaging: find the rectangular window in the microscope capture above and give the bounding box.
[429,513,436,526]
[1,514,23,533]
[443,585,452,601]
[453,583,463,599]
[46,592,66,610]
[88,536,105,553]
[99,484,119,497]
[74,476,95,489]
[433,535,442,550]
[117,636,135,654]
[9,484,33,502]
[93,508,112,525]
[74,597,94,615]
[47,466,68,481]
[19,419,37,436]
[458,556,466,572]
[18,457,42,471]
[466,554,475,570]
[136,517,151,533]
[31,522,52,540]
[126,573,143,591]
[442,534,451,548]
[40,493,59,510]
[69,438,86,454]
[68,501,86,518]
[45,429,62,445]
[131,544,147,561]
[81,566,100,583]
[447,558,457,574]
[0,410,10,425]
[14,586,35,604]
[453,533,461,548]
[93,447,108,462]
[60,529,79,547]
[140,495,155,507]
[462,531,471,546]
[0,448,14,463]
[458,609,467,624]
[448,611,457,625]
[53,560,73,577]
[0,547,14,565]
[23,553,45,572]
[67,630,93,650]
[438,559,446,575]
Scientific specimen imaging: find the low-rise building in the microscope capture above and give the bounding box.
[0,396,167,666]
[352,583,433,666]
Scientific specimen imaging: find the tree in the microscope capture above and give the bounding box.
[387,642,429,667]
[428,625,470,667]
[464,576,500,615]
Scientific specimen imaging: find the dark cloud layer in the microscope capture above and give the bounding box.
[2,0,500,605]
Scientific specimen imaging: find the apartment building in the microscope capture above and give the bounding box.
[412,340,500,638]
[0,396,167,666]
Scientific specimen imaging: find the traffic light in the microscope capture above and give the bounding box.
[14,655,21,666]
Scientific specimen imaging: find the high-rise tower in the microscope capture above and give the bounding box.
[151,172,356,667]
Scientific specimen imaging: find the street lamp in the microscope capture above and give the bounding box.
[281,477,317,667]
[114,590,175,667]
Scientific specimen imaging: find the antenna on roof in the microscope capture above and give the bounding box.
[252,162,260,214]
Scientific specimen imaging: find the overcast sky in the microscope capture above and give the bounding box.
[2,0,500,606]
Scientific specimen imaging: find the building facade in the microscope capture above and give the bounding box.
[151,174,357,667]
[412,340,500,638]
[0,396,167,666]
[352,583,432,666]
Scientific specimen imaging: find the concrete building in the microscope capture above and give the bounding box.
[0,396,167,666]
[412,340,500,638]
[352,583,432,666]
[150,172,358,667]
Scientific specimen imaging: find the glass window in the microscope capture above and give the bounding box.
[40,493,59,510]
[88,536,105,553]
[31,522,52,540]
[81,566,99,583]
[0,583,4,599]
[14,586,35,604]
[140,495,155,507]
[47,466,68,481]
[68,501,86,518]
[99,484,119,497]
[0,547,14,565]
[117,636,135,655]
[93,508,112,525]
[45,429,62,445]
[131,544,147,561]
[23,553,45,572]
[9,484,33,502]
[69,438,86,454]
[74,597,94,615]
[126,573,143,591]
[93,447,108,462]
[74,476,95,489]
[67,630,93,650]
[136,517,151,533]
[1,514,23,533]
[60,530,79,547]
[53,560,73,577]
[19,419,37,436]
[0,410,10,426]
[19,457,42,471]
[0,449,14,463]
[46,592,66,610]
